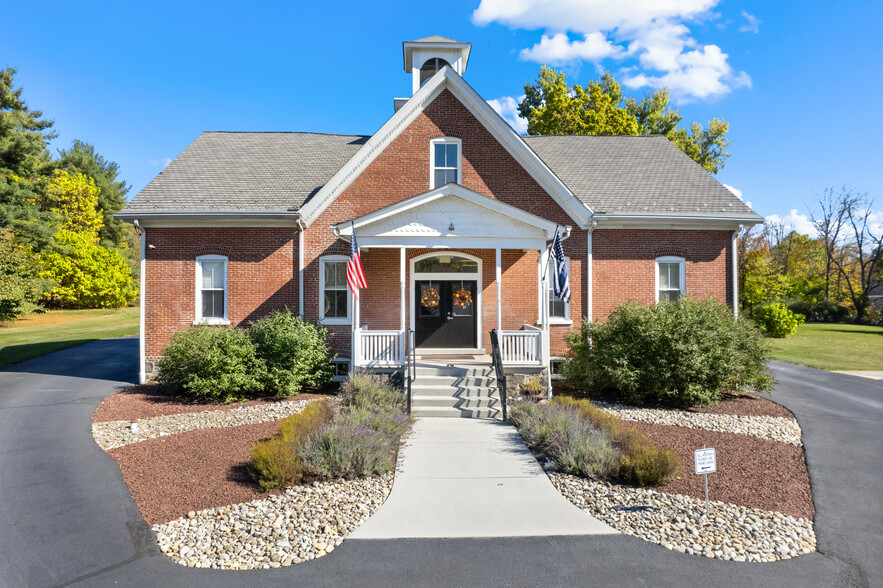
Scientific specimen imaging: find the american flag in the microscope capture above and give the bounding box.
[347,229,368,298]
[551,228,570,303]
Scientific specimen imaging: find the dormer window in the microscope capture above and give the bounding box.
[420,58,450,86]
[430,138,460,188]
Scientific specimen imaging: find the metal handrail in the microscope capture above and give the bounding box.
[489,329,508,421]
[405,330,415,415]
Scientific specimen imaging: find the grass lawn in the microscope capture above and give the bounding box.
[0,308,139,368]
[767,322,883,371]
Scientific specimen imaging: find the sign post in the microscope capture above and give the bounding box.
[694,446,716,516]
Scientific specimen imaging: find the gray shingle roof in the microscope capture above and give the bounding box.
[408,35,463,44]
[121,132,367,214]
[523,135,758,217]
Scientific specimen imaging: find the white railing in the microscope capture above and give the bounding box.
[500,330,543,365]
[355,329,405,367]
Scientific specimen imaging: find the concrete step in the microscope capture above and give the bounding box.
[411,395,500,409]
[410,384,499,397]
[411,406,502,419]
[412,375,497,387]
[414,366,494,378]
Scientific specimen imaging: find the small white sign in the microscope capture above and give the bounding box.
[694,448,717,474]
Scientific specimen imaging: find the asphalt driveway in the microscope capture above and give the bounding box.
[0,339,878,587]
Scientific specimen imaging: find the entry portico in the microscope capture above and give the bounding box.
[332,183,567,370]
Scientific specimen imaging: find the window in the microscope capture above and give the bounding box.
[419,58,450,86]
[430,138,460,188]
[320,256,350,324]
[656,257,686,303]
[547,257,571,322]
[195,255,228,324]
[331,359,350,382]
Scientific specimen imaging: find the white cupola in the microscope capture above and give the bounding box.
[402,36,472,96]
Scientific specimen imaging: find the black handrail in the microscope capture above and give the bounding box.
[489,329,507,421]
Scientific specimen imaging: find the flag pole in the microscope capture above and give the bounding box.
[351,221,360,371]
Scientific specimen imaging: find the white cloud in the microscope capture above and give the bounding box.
[148,158,172,168]
[520,32,626,65]
[623,44,751,101]
[472,0,750,102]
[765,209,818,238]
[739,11,761,34]
[722,183,751,210]
[488,95,528,134]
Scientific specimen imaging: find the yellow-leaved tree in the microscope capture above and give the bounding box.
[39,170,136,308]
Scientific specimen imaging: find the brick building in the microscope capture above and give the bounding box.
[118,36,761,385]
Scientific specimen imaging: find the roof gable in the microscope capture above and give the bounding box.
[297,66,592,228]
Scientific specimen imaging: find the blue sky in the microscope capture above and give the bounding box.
[3,0,881,232]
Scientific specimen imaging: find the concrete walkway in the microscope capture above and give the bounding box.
[832,370,883,380]
[349,418,616,539]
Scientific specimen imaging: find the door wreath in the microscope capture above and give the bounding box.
[421,282,440,309]
[452,281,472,309]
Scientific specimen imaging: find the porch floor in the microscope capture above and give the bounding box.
[347,418,617,539]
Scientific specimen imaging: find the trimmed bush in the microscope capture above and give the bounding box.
[551,396,680,486]
[248,400,334,490]
[564,298,772,407]
[755,302,805,338]
[509,402,620,479]
[299,422,397,479]
[157,325,266,402]
[249,310,334,396]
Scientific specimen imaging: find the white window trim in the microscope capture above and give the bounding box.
[429,137,462,189]
[538,255,572,325]
[319,255,352,325]
[331,358,351,382]
[655,256,686,303]
[194,255,229,325]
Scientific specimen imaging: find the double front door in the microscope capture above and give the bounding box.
[415,280,477,348]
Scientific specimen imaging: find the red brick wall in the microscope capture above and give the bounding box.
[143,227,297,362]
[592,228,734,320]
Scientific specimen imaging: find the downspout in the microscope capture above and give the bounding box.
[296,215,306,319]
[586,219,596,323]
[732,227,740,318]
[134,220,146,384]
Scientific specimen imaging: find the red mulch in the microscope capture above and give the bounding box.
[687,391,794,419]
[632,422,814,520]
[108,421,281,525]
[93,383,330,422]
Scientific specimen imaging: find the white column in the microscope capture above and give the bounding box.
[400,247,406,332]
[298,228,305,318]
[139,223,146,384]
[732,230,739,318]
[540,246,552,398]
[495,248,502,334]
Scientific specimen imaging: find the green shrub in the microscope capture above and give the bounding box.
[248,400,334,490]
[755,302,805,338]
[340,372,405,411]
[299,422,397,479]
[550,396,680,486]
[249,310,334,396]
[509,402,620,479]
[157,325,267,402]
[339,405,411,441]
[785,300,849,323]
[564,298,772,407]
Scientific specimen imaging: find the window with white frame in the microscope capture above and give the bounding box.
[656,257,686,303]
[195,255,228,324]
[331,359,350,382]
[548,256,571,321]
[430,138,460,188]
[320,256,350,324]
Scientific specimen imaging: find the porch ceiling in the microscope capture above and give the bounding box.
[333,184,565,249]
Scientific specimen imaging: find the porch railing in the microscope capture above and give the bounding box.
[499,330,543,365]
[354,329,405,367]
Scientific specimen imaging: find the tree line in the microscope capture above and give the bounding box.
[739,188,882,323]
[0,67,137,320]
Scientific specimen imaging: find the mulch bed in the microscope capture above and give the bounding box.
[93,383,330,422]
[632,422,814,520]
[108,421,281,525]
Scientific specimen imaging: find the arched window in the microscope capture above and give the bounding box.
[420,58,450,86]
